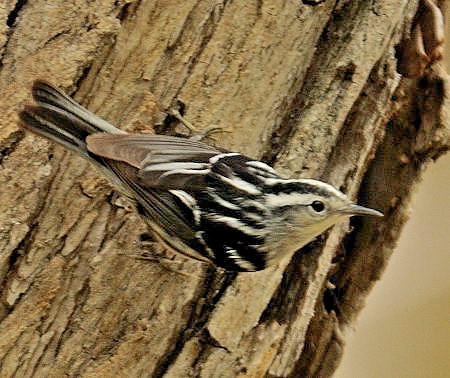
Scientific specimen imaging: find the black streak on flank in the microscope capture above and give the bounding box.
[201,216,266,271]
[200,193,265,230]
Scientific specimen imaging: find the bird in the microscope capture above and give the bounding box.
[19,81,383,272]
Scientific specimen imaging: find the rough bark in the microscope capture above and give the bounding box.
[0,1,448,377]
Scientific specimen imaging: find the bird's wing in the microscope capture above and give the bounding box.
[87,134,219,190]
[87,133,280,191]
[105,159,200,241]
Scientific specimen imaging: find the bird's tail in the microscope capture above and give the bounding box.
[19,81,125,160]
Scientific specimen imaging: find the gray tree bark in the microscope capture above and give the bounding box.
[0,0,448,377]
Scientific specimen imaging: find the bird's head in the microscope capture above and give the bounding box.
[263,178,383,257]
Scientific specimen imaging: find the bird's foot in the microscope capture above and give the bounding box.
[168,108,231,142]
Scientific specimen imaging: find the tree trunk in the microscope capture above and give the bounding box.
[0,1,448,377]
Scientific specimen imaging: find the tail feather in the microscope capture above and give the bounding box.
[20,105,90,158]
[31,81,124,135]
[19,80,125,159]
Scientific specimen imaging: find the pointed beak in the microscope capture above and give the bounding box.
[338,204,384,217]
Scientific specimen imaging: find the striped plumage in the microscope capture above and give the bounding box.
[19,81,382,272]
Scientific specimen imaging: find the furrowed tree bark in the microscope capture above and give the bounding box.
[0,1,448,377]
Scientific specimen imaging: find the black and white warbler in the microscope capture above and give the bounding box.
[19,81,383,272]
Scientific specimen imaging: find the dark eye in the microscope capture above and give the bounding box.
[310,200,325,213]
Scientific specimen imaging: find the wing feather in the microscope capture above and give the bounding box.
[87,134,222,190]
[105,160,198,240]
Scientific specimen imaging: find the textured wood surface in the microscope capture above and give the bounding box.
[0,1,448,377]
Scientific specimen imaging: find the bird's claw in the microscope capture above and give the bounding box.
[168,108,231,142]
[189,124,232,142]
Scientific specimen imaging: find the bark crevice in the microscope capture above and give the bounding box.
[6,0,28,28]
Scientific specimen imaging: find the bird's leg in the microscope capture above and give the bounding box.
[168,108,231,142]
